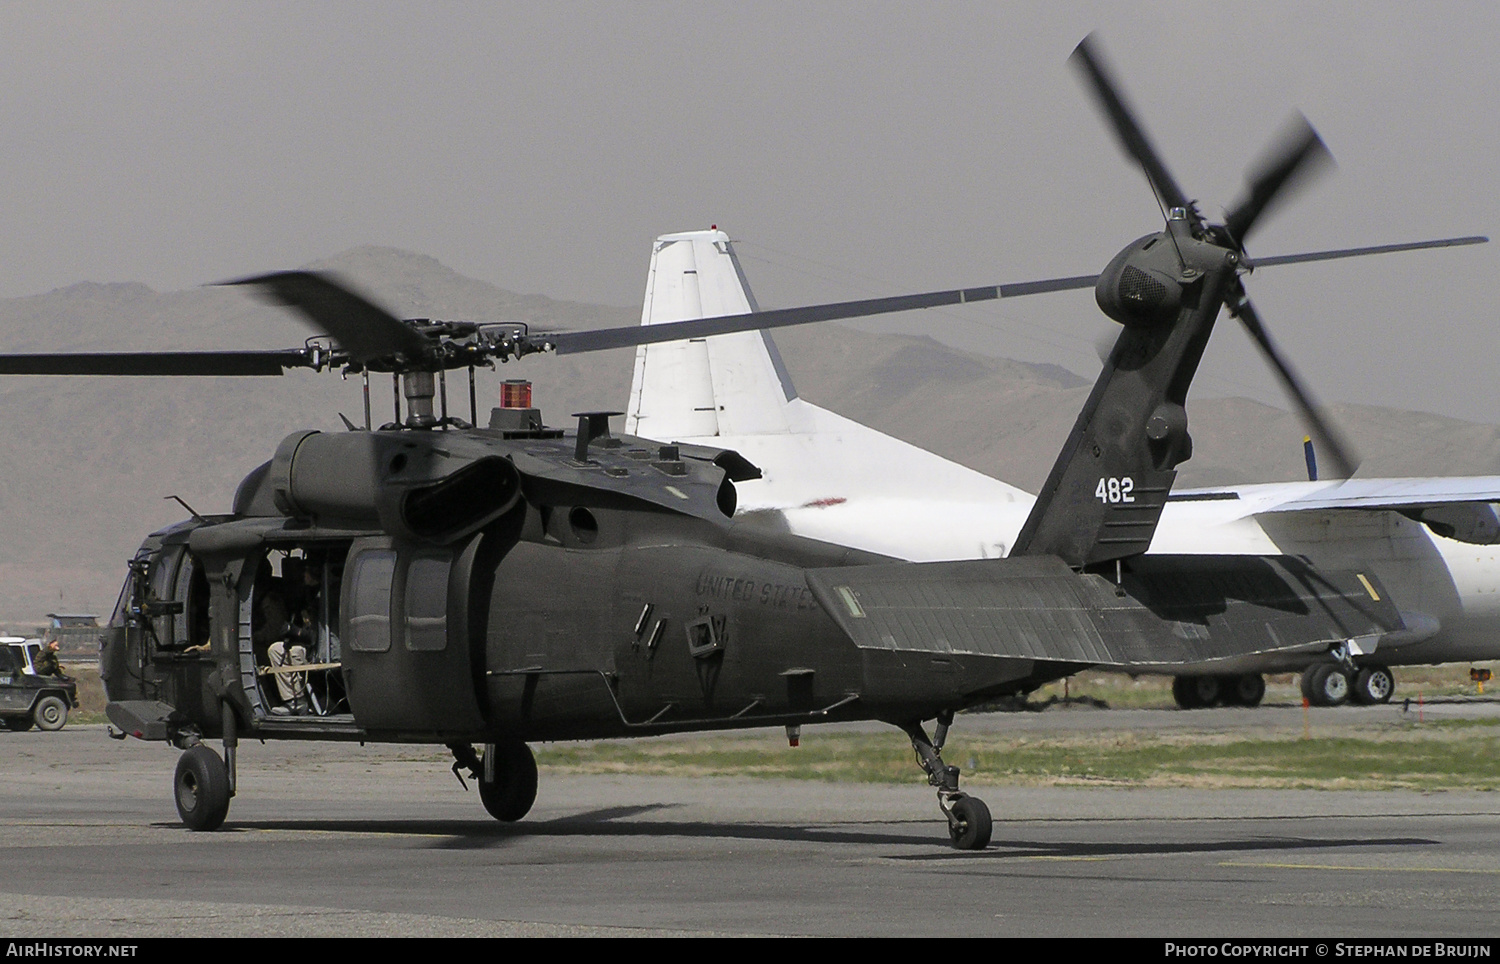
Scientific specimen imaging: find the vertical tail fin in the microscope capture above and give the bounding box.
[623,228,1034,562]
[626,230,799,439]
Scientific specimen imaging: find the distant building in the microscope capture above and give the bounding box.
[44,613,100,659]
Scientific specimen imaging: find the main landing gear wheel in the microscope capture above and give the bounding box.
[1174,674,1265,709]
[1171,675,1221,709]
[174,745,231,831]
[33,695,68,731]
[1351,665,1395,705]
[1227,673,1266,708]
[479,739,538,822]
[1171,676,1197,709]
[1302,664,1350,707]
[947,795,993,851]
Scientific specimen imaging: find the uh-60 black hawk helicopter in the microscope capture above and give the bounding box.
[0,36,1482,848]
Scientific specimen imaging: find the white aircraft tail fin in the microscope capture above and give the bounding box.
[625,228,1034,561]
[626,229,798,439]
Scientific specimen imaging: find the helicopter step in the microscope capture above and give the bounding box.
[105,700,181,742]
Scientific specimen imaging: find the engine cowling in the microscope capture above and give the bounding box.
[1095,233,1184,328]
[236,430,522,543]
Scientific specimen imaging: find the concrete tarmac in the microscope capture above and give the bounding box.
[3,720,1500,938]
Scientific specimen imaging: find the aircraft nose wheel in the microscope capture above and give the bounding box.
[901,714,992,850]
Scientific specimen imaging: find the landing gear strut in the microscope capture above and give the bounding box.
[901,712,991,851]
[450,739,538,822]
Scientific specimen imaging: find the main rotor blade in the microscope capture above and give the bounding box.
[1226,281,1360,479]
[548,275,1100,355]
[548,228,1485,356]
[0,350,312,376]
[1224,113,1334,246]
[227,271,433,364]
[1070,33,1191,214]
[1247,235,1488,269]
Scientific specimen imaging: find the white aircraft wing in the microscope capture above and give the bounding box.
[1169,478,1500,545]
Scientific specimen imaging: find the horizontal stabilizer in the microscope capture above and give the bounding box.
[806,554,1402,669]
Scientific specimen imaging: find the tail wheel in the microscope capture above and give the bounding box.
[479,739,538,822]
[948,795,992,851]
[1307,664,1350,707]
[174,745,232,831]
[33,695,68,731]
[1351,665,1395,705]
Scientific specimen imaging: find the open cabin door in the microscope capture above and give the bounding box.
[340,536,487,734]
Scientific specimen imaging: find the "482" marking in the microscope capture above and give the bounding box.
[1095,476,1135,503]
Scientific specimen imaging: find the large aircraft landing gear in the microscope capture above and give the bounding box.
[1171,674,1265,709]
[450,740,538,822]
[1227,673,1266,707]
[1301,664,1350,707]
[901,712,992,851]
[1350,665,1395,705]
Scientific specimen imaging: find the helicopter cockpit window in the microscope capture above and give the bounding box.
[348,550,396,654]
[404,555,449,651]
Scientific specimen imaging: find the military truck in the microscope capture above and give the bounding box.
[0,637,79,731]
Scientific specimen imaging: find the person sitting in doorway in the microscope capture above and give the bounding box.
[267,558,312,716]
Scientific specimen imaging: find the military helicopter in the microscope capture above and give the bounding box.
[0,36,1455,848]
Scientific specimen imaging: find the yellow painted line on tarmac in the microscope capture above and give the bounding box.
[1220,861,1500,875]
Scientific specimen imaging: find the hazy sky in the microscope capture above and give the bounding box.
[2,2,1496,422]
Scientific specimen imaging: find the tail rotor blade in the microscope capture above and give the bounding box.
[1070,33,1192,215]
[1224,113,1335,245]
[1226,281,1359,478]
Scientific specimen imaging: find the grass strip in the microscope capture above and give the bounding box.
[536,718,1500,791]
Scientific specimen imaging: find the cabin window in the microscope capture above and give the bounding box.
[173,554,211,652]
[348,550,396,653]
[148,545,184,649]
[404,555,449,651]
